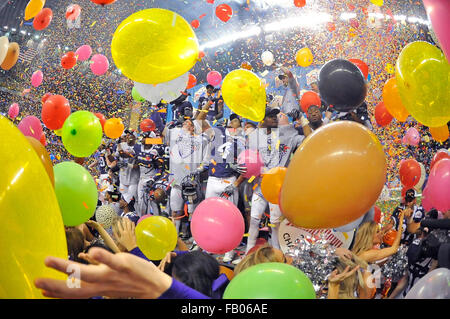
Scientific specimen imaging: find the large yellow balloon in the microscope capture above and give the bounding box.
[295,48,313,67]
[382,77,409,122]
[24,0,45,20]
[279,121,386,229]
[221,69,266,122]
[111,8,199,84]
[429,125,449,143]
[395,41,450,127]
[135,216,177,260]
[0,115,67,298]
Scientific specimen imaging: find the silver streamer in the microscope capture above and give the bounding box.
[381,246,409,282]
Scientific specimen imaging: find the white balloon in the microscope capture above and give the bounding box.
[414,162,426,192]
[95,204,118,230]
[0,36,9,66]
[261,50,274,66]
[134,72,189,104]
[405,268,450,299]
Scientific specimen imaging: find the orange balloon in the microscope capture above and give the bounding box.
[219,265,235,281]
[279,121,386,229]
[104,118,124,139]
[0,42,20,71]
[25,136,54,186]
[382,77,409,122]
[261,167,287,204]
[429,125,449,143]
[383,229,397,246]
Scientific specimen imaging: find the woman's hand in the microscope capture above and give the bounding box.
[34,248,172,299]
[335,247,353,259]
[158,251,177,271]
[85,220,101,230]
[112,218,137,252]
[328,266,360,285]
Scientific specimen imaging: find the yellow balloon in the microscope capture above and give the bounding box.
[24,0,45,21]
[0,115,67,298]
[135,216,177,260]
[295,48,313,67]
[221,69,266,122]
[429,125,449,143]
[395,41,450,128]
[370,0,383,6]
[111,8,199,84]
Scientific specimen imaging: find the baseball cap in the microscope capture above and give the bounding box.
[265,107,280,118]
[229,113,240,122]
[405,189,416,202]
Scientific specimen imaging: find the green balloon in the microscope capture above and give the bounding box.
[223,263,316,299]
[62,111,103,157]
[132,86,146,102]
[54,162,98,226]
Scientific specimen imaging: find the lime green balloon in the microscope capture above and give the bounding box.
[395,41,450,127]
[132,86,146,102]
[221,69,266,122]
[54,162,98,226]
[135,216,177,260]
[223,263,316,299]
[62,111,103,158]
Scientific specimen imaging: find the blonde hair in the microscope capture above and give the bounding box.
[351,221,378,257]
[234,244,279,275]
[334,254,369,299]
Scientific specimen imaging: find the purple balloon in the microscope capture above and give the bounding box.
[18,115,43,140]
[75,45,92,62]
[8,103,19,119]
[90,54,109,76]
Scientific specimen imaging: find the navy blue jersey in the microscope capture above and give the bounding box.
[94,152,108,175]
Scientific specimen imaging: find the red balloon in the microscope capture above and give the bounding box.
[61,51,77,69]
[399,159,421,188]
[40,132,47,146]
[191,19,200,29]
[294,0,306,7]
[33,8,53,31]
[187,74,197,89]
[90,0,116,5]
[349,58,369,80]
[374,206,381,224]
[374,102,393,127]
[94,112,106,130]
[430,150,450,170]
[140,119,156,132]
[215,4,233,22]
[41,95,71,130]
[41,92,53,104]
[300,91,321,113]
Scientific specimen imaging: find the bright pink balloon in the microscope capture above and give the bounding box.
[405,127,420,146]
[421,187,433,212]
[90,54,109,75]
[8,103,19,119]
[31,70,43,87]
[75,45,92,62]
[18,115,43,140]
[237,149,264,179]
[422,0,450,62]
[137,214,152,225]
[426,158,450,212]
[206,71,222,87]
[191,197,245,254]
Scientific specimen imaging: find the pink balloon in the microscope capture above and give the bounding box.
[90,54,109,76]
[423,0,450,62]
[18,116,43,140]
[137,214,152,225]
[8,103,19,119]
[421,187,433,212]
[191,197,245,254]
[426,158,450,212]
[206,71,222,87]
[405,127,420,146]
[237,149,264,179]
[66,4,81,21]
[75,45,92,62]
[31,70,43,87]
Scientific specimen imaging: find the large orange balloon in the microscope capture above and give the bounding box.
[104,118,124,139]
[261,167,287,204]
[382,77,409,122]
[25,136,54,186]
[0,42,20,71]
[279,121,386,229]
[429,125,449,143]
